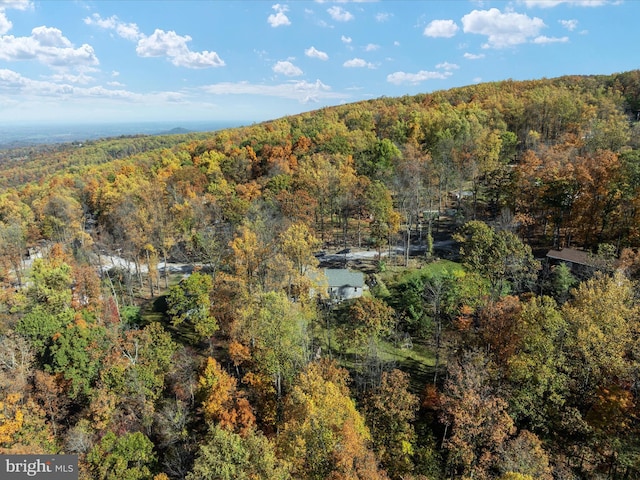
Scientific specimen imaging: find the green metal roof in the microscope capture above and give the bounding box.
[323,268,364,288]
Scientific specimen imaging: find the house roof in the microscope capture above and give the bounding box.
[546,248,591,266]
[324,268,364,288]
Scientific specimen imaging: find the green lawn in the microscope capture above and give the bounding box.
[379,259,464,285]
[377,338,437,393]
[315,319,437,394]
[310,259,466,393]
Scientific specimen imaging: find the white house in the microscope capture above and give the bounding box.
[324,268,365,302]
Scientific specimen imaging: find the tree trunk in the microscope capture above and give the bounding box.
[405,226,411,267]
[146,249,154,297]
[163,250,169,289]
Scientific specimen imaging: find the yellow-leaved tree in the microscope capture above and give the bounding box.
[278,359,387,480]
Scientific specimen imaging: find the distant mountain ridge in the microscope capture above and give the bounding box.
[157,127,193,135]
[1,69,639,189]
[0,121,243,149]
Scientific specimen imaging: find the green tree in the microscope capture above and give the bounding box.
[16,255,79,358]
[337,296,395,353]
[387,271,431,335]
[26,257,73,314]
[356,138,400,180]
[16,306,74,356]
[47,316,107,399]
[506,296,569,433]
[87,431,157,480]
[547,262,577,304]
[187,426,290,480]
[101,322,177,409]
[167,272,218,344]
[237,291,309,400]
[454,221,539,297]
[562,272,637,403]
[364,369,419,479]
[365,180,400,256]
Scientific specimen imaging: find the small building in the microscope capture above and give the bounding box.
[450,190,473,202]
[546,248,599,278]
[324,268,365,303]
[546,248,591,268]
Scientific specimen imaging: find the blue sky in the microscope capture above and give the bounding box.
[0,0,637,125]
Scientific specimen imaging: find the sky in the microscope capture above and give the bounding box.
[0,0,638,126]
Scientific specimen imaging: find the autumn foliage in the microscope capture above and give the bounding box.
[2,70,640,478]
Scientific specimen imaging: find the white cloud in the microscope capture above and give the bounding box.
[268,4,291,27]
[81,85,139,100]
[0,26,99,67]
[84,14,115,29]
[84,13,142,41]
[49,72,94,84]
[560,19,578,31]
[0,1,32,10]
[328,6,354,22]
[86,13,222,68]
[394,40,400,46]
[533,35,569,43]
[116,22,143,42]
[273,60,303,76]
[343,57,374,68]
[0,67,136,99]
[424,19,459,38]
[136,29,224,68]
[341,35,352,44]
[461,8,546,48]
[365,43,380,52]
[387,70,451,85]
[202,79,348,103]
[523,0,608,7]
[31,25,71,47]
[305,46,329,60]
[0,67,26,88]
[376,12,391,22]
[0,12,11,34]
[464,52,486,59]
[436,61,459,70]
[0,66,219,123]
[0,0,26,35]
[171,49,225,69]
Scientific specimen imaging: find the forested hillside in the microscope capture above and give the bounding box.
[2,70,640,479]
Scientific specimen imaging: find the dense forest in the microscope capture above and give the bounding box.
[2,70,640,479]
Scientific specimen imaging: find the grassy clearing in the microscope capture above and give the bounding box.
[316,320,437,394]
[135,272,203,346]
[377,338,435,367]
[377,338,436,393]
[139,295,167,325]
[136,270,186,324]
[379,259,464,285]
